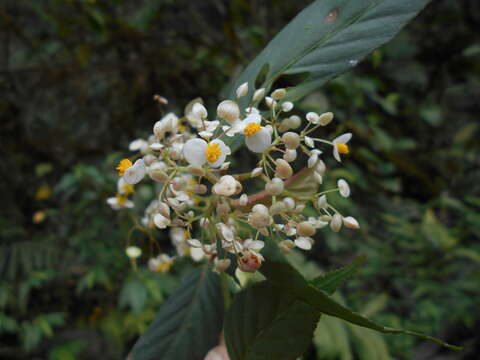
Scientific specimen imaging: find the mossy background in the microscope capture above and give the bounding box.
[0,0,479,359]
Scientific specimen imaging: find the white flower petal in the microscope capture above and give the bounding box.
[338,179,350,198]
[183,138,207,166]
[209,139,230,168]
[333,133,352,144]
[304,136,314,148]
[245,128,271,153]
[123,159,146,185]
[187,239,203,247]
[333,146,341,162]
[294,237,313,250]
[153,213,170,229]
[190,247,205,262]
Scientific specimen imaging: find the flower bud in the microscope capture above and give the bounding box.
[192,103,208,119]
[172,177,187,191]
[126,246,142,259]
[306,112,320,124]
[269,201,286,215]
[158,202,170,218]
[275,159,293,179]
[317,195,327,209]
[283,149,297,162]
[252,88,265,102]
[278,121,290,133]
[214,258,231,273]
[236,82,248,98]
[239,194,248,206]
[343,216,360,229]
[143,154,157,166]
[252,204,269,215]
[217,100,240,124]
[251,167,263,177]
[248,211,271,230]
[330,214,342,232]
[154,213,171,229]
[338,179,350,198]
[308,152,319,168]
[283,197,295,210]
[316,160,326,176]
[148,163,169,182]
[294,237,314,250]
[212,175,237,197]
[282,132,300,149]
[265,96,276,108]
[281,101,293,112]
[187,164,205,177]
[271,88,286,100]
[265,177,284,196]
[319,112,334,126]
[288,115,301,129]
[313,171,323,184]
[297,221,316,237]
[278,239,295,254]
[319,215,332,222]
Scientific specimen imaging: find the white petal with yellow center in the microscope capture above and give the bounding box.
[245,128,271,153]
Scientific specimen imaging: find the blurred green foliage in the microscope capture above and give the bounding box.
[0,0,479,359]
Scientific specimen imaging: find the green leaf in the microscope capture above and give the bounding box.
[260,260,461,351]
[311,256,366,295]
[127,266,224,360]
[229,0,431,104]
[224,281,320,360]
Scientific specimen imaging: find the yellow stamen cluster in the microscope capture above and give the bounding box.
[336,143,349,154]
[116,193,128,206]
[116,159,133,176]
[155,261,174,273]
[121,183,135,196]
[206,143,221,163]
[244,122,261,136]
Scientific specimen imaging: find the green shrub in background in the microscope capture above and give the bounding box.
[0,0,478,359]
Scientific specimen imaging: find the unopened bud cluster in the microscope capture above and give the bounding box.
[108,84,359,274]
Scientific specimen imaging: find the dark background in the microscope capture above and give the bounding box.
[1,0,479,359]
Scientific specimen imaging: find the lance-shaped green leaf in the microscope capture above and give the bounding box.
[224,281,320,360]
[127,267,224,360]
[311,256,366,295]
[228,0,431,105]
[259,260,461,351]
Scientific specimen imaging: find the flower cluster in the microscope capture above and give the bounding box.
[109,83,359,273]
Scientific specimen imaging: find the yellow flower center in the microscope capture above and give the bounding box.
[116,193,128,206]
[121,183,135,196]
[205,143,221,163]
[155,261,174,273]
[336,143,349,154]
[244,122,261,136]
[116,159,133,176]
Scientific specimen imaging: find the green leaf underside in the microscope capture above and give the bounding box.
[311,256,366,295]
[229,0,431,104]
[260,260,461,351]
[128,267,224,360]
[224,281,320,360]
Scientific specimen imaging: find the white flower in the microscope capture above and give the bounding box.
[332,133,352,162]
[154,213,171,229]
[251,167,263,177]
[183,138,231,168]
[123,159,146,185]
[337,179,350,198]
[241,114,271,153]
[148,254,174,273]
[107,196,134,210]
[317,195,327,209]
[239,194,248,206]
[129,139,149,153]
[294,237,314,250]
[126,246,142,259]
[308,216,328,229]
[236,82,248,98]
[212,175,237,197]
[190,247,205,262]
[217,100,240,124]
